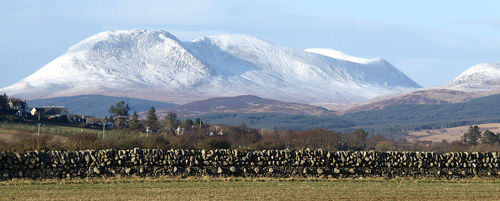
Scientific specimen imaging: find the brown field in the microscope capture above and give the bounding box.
[0,128,19,143]
[407,123,500,143]
[0,127,68,145]
[1,177,500,200]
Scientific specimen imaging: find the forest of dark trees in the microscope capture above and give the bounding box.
[197,94,500,133]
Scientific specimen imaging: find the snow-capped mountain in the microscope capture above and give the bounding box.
[338,62,500,113]
[1,30,420,104]
[445,62,500,92]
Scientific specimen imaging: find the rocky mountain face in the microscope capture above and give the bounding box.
[1,30,420,105]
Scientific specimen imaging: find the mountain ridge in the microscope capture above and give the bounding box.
[1,29,420,105]
[153,95,336,118]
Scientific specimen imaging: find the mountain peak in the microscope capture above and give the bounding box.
[445,62,500,92]
[68,30,181,53]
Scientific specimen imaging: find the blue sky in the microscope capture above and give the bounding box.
[1,0,499,88]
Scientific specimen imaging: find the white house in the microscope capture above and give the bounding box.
[31,106,70,120]
[8,100,29,118]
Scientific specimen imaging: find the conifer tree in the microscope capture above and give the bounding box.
[161,112,179,134]
[108,101,130,118]
[145,107,158,129]
[194,118,202,128]
[184,118,194,130]
[129,112,141,130]
[0,94,7,116]
[481,130,499,144]
[461,125,481,146]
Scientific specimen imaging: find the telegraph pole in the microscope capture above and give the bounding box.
[37,123,41,136]
[37,111,41,136]
[102,122,105,139]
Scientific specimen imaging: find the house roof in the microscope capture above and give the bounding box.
[8,100,27,109]
[33,106,69,116]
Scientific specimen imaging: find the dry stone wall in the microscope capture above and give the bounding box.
[1,148,500,180]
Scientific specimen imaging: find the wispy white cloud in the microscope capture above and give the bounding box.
[461,18,500,30]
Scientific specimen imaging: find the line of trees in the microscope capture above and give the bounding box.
[5,121,500,153]
[3,100,500,153]
[107,101,198,135]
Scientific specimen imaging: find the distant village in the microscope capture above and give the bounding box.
[3,97,224,136]
[5,98,111,129]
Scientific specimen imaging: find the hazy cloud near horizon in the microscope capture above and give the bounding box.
[1,0,499,88]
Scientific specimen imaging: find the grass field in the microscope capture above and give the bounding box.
[0,122,145,147]
[1,177,500,200]
[0,122,100,139]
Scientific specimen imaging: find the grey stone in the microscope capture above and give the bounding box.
[93,167,100,174]
[268,168,274,173]
[230,166,237,173]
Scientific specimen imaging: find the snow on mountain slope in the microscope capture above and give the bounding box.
[1,30,212,102]
[1,30,421,104]
[445,62,500,92]
[335,62,500,113]
[185,35,420,102]
[304,48,376,64]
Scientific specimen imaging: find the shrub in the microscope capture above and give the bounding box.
[197,137,232,150]
[112,138,143,150]
[142,134,170,150]
[166,136,195,149]
[65,132,99,151]
[250,139,285,150]
[13,134,60,152]
[283,128,341,151]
